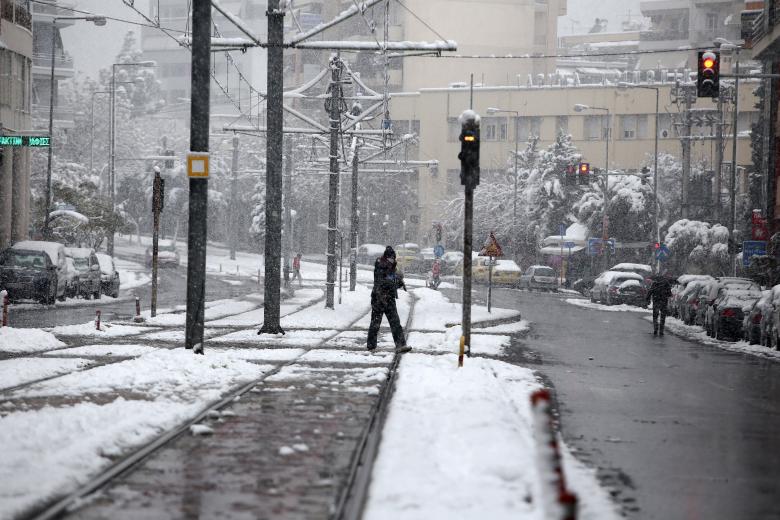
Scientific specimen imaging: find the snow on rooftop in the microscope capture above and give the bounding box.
[11,241,63,264]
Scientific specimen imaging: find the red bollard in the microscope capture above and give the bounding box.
[95,310,101,331]
[133,296,144,323]
[1,290,8,327]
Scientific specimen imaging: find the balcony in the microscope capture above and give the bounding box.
[32,52,74,78]
[30,0,77,22]
[0,0,32,30]
[640,29,690,41]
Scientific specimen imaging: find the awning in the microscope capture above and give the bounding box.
[539,245,586,257]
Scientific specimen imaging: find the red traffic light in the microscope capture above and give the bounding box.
[654,242,661,250]
[578,163,590,174]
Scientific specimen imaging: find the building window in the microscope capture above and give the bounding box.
[705,13,718,31]
[584,115,609,140]
[555,116,569,135]
[657,113,673,138]
[499,122,507,141]
[516,116,542,141]
[482,117,506,141]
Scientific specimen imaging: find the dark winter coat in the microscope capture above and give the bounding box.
[646,277,673,307]
[373,256,405,300]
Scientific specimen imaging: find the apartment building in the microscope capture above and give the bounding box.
[30,0,76,131]
[0,0,33,249]
[388,79,757,240]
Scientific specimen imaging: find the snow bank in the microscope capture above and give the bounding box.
[0,327,66,354]
[407,328,511,356]
[47,322,153,338]
[41,344,159,357]
[0,357,93,390]
[566,298,651,313]
[411,288,520,330]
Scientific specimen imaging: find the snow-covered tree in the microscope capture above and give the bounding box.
[664,219,730,275]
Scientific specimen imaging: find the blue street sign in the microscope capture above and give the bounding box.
[655,243,671,262]
[559,224,566,237]
[588,238,615,256]
[742,240,767,267]
[564,241,576,249]
[434,244,445,258]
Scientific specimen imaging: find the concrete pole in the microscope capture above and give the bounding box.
[681,89,692,219]
[43,21,57,238]
[229,135,239,261]
[0,149,12,246]
[715,92,724,221]
[258,0,285,333]
[730,53,740,276]
[350,139,360,291]
[283,136,293,284]
[107,64,116,256]
[184,0,211,352]
[325,57,342,309]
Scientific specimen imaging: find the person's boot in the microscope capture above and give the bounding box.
[653,323,658,336]
[395,344,412,354]
[367,343,377,352]
[659,327,664,336]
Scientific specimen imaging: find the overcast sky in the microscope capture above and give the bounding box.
[558,0,645,36]
[62,0,150,80]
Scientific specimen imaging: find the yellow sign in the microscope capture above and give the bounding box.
[187,153,209,178]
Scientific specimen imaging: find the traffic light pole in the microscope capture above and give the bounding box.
[325,57,342,309]
[185,0,210,353]
[730,54,740,276]
[349,137,360,292]
[462,185,474,355]
[229,135,238,261]
[151,167,162,318]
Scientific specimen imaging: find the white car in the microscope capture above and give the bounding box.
[95,253,120,298]
[146,239,180,268]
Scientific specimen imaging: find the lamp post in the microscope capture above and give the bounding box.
[90,90,110,175]
[574,103,611,268]
[486,107,520,233]
[618,82,661,266]
[43,15,106,238]
[108,60,156,256]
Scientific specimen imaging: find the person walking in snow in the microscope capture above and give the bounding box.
[367,246,410,353]
[291,253,303,287]
[646,271,673,336]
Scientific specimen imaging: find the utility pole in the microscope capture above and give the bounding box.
[458,109,480,361]
[715,92,724,221]
[151,165,163,317]
[184,0,210,353]
[730,54,740,276]
[229,135,238,261]
[681,87,693,219]
[325,56,342,309]
[350,135,360,291]
[283,136,293,287]
[258,0,285,334]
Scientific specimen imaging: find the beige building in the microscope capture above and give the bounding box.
[0,0,33,249]
[388,80,758,242]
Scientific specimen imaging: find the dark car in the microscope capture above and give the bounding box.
[591,271,647,306]
[708,287,763,341]
[145,239,180,268]
[743,290,772,345]
[0,248,61,304]
[65,247,102,300]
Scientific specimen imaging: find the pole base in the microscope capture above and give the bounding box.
[258,324,286,335]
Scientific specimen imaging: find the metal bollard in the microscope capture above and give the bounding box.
[1,290,8,327]
[133,296,144,323]
[95,310,101,331]
[530,389,578,520]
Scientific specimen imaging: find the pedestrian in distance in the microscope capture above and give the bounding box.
[367,246,411,353]
[646,271,673,336]
[291,253,303,287]
[428,258,442,290]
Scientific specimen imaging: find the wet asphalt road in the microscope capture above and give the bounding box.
[477,287,780,520]
[6,264,254,329]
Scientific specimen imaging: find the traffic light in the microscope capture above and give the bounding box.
[564,164,576,185]
[458,111,480,189]
[164,150,175,169]
[577,162,590,185]
[640,166,650,185]
[697,50,720,98]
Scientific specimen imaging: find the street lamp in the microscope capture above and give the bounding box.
[108,60,156,256]
[574,103,612,267]
[618,82,661,267]
[486,107,521,233]
[43,15,106,238]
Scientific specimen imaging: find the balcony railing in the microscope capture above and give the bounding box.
[32,52,73,70]
[0,0,32,30]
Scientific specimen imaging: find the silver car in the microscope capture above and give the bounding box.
[518,265,557,291]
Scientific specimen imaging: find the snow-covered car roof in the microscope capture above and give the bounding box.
[12,241,64,264]
[494,260,521,272]
[600,271,645,284]
[64,247,95,258]
[610,263,652,274]
[359,244,386,254]
[618,279,642,288]
[677,274,713,285]
[95,253,115,274]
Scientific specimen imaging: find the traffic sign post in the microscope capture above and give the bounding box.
[655,243,671,263]
[587,238,615,256]
[479,232,503,314]
[742,240,767,267]
[434,244,445,258]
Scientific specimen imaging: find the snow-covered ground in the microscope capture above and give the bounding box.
[0,256,615,519]
[566,298,651,313]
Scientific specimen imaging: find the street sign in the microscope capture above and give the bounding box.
[559,223,566,237]
[479,231,503,257]
[187,152,209,178]
[655,244,671,262]
[563,241,576,249]
[742,240,767,267]
[0,135,50,147]
[434,244,445,258]
[587,238,615,256]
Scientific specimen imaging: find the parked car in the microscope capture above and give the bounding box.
[679,279,715,325]
[699,277,761,330]
[356,243,386,265]
[610,263,653,285]
[518,265,558,291]
[487,259,522,286]
[572,275,598,296]
[591,271,646,306]
[743,290,773,345]
[762,285,780,348]
[394,243,419,271]
[670,275,713,317]
[95,253,120,298]
[0,241,67,304]
[145,239,180,268]
[708,287,763,340]
[62,257,79,298]
[65,247,102,299]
